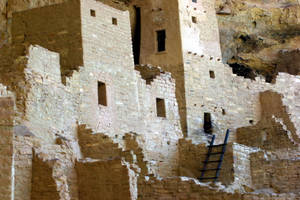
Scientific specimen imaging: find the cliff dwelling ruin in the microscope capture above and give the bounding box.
[0,0,299,199]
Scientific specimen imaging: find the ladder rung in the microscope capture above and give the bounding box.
[209,151,223,155]
[200,168,220,172]
[199,177,217,180]
[208,144,226,148]
[203,160,221,163]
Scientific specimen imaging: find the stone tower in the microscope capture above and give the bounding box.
[130,0,224,138]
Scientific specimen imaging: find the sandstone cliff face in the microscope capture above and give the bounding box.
[216,0,300,81]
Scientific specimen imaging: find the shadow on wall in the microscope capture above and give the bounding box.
[31,152,60,200]
[236,90,299,150]
[177,139,234,186]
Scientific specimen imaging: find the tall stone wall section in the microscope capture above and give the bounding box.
[9,39,182,200]
[0,85,14,200]
[78,0,183,177]
[178,0,222,58]
[129,0,188,134]
[13,136,33,200]
[4,0,183,181]
[183,52,300,145]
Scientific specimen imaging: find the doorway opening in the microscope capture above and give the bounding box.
[203,113,212,134]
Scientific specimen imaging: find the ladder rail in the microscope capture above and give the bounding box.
[199,129,230,182]
[214,129,230,182]
[199,135,215,179]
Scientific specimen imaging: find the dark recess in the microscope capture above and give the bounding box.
[133,6,141,65]
[156,30,166,52]
[204,113,212,134]
[239,34,251,42]
[228,62,256,79]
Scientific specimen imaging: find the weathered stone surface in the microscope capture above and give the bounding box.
[31,152,60,200]
[216,0,300,79]
[76,159,132,200]
[0,0,299,199]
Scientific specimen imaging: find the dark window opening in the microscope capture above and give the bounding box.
[133,6,141,65]
[203,113,212,134]
[90,9,96,17]
[249,120,254,124]
[228,62,256,79]
[192,16,197,23]
[239,34,251,43]
[98,81,107,106]
[265,75,273,83]
[112,17,118,25]
[156,30,166,52]
[222,109,226,115]
[156,98,166,118]
[192,0,197,2]
[209,70,215,79]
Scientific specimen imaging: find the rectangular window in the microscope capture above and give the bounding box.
[209,70,215,79]
[156,98,166,118]
[156,30,166,52]
[192,0,197,3]
[192,16,197,23]
[112,17,118,25]
[98,81,107,106]
[90,9,96,17]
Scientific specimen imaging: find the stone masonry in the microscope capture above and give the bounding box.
[0,0,299,199]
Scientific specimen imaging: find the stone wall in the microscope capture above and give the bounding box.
[231,143,259,189]
[31,153,60,200]
[178,0,222,58]
[137,176,299,200]
[237,91,299,150]
[0,0,299,199]
[12,0,83,82]
[17,42,182,179]
[183,53,268,143]
[129,0,188,134]
[250,151,300,193]
[76,159,132,200]
[0,85,14,200]
[183,52,300,145]
[4,0,184,183]
[13,136,33,200]
[178,139,234,186]
[130,0,183,67]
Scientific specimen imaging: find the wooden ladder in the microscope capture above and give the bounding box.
[198,129,230,182]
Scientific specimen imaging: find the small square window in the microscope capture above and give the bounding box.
[90,9,96,17]
[192,16,197,23]
[209,70,215,79]
[98,81,107,106]
[112,18,118,25]
[156,98,166,118]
